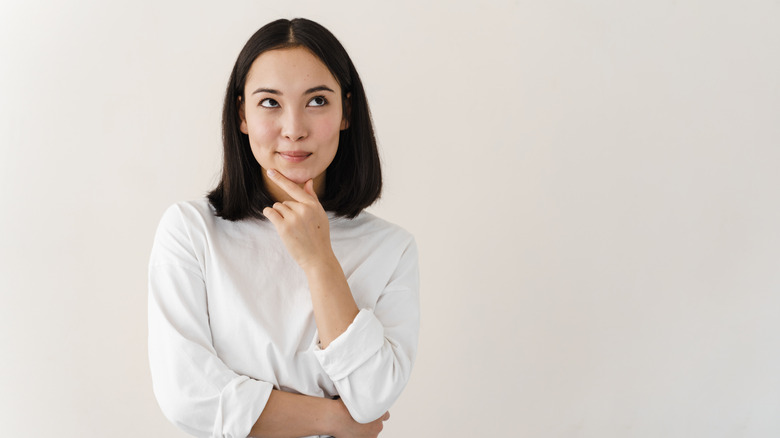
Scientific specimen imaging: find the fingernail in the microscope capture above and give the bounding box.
[267,169,276,178]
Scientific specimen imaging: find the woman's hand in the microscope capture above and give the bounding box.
[331,398,390,438]
[262,169,335,272]
[263,168,359,348]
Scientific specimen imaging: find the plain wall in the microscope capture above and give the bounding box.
[1,0,779,436]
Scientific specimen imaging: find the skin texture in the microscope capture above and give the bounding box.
[238,46,349,202]
[249,390,389,438]
[240,48,388,437]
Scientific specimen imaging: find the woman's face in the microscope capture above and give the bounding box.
[239,47,348,200]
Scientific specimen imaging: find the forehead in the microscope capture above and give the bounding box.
[244,47,340,92]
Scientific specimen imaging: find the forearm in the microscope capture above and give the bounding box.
[305,255,360,349]
[309,239,420,424]
[261,171,361,349]
[249,390,338,438]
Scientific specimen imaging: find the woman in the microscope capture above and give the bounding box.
[148,18,419,438]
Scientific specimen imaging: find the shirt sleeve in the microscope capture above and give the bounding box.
[312,237,420,424]
[148,205,274,438]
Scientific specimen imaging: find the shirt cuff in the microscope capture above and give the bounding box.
[313,308,385,381]
[215,375,274,438]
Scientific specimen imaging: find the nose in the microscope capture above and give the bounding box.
[281,108,308,142]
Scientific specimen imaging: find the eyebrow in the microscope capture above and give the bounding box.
[251,85,336,95]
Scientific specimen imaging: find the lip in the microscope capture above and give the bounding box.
[277,151,312,163]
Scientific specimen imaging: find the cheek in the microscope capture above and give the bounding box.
[246,119,278,149]
[313,115,343,145]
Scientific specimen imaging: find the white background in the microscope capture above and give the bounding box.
[2,0,779,436]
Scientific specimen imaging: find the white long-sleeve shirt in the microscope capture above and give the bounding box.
[148,199,420,438]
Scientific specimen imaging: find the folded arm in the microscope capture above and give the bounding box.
[249,390,389,438]
[150,204,395,437]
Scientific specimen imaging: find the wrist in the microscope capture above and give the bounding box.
[302,252,342,278]
[325,398,350,436]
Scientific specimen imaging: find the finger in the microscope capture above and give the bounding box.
[266,169,313,203]
[262,206,283,225]
[282,200,309,215]
[382,411,390,421]
[272,201,294,218]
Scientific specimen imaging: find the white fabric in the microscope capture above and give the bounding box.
[148,199,420,438]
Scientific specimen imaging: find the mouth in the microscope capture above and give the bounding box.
[277,151,312,163]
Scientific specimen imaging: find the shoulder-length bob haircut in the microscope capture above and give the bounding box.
[207,18,381,221]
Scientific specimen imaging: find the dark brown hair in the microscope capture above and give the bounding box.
[207,18,382,221]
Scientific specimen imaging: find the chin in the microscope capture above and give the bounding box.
[278,169,313,185]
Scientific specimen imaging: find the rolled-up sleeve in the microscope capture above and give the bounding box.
[148,205,274,438]
[313,238,420,424]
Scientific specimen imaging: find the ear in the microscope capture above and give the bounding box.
[340,92,351,131]
[238,96,248,134]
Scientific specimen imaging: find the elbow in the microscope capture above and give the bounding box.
[342,359,412,424]
[153,389,190,432]
[349,401,396,424]
[353,412,385,425]
[346,384,404,424]
[152,380,215,437]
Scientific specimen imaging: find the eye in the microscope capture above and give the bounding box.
[308,96,328,107]
[259,98,280,108]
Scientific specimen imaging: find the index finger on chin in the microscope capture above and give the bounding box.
[266,169,311,202]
